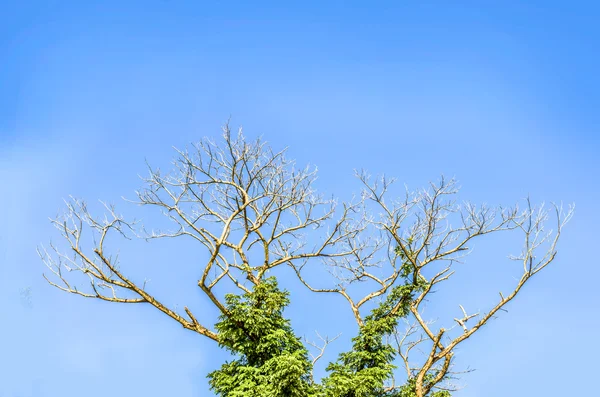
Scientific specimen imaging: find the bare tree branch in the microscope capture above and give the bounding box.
[41,125,363,342]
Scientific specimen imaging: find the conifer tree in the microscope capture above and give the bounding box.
[208,278,315,397]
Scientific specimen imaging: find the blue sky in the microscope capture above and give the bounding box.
[1,1,598,396]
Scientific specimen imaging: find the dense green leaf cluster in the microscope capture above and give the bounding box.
[208,278,315,397]
[396,376,451,397]
[208,274,448,397]
[322,284,415,397]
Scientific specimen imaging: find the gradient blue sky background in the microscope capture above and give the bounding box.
[1,1,599,396]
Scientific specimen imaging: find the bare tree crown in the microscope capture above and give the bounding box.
[39,126,573,395]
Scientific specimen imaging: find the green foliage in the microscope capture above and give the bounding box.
[322,284,418,397]
[395,375,452,397]
[208,263,448,397]
[208,277,316,397]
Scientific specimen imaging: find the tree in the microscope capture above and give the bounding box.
[39,125,573,396]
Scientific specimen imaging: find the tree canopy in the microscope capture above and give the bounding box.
[39,126,573,396]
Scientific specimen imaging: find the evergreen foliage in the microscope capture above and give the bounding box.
[322,283,415,397]
[208,267,446,397]
[208,277,316,397]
